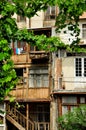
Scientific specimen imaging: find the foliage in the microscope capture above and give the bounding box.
[58,105,86,130]
[0,0,86,101]
[14,29,67,51]
[0,0,60,102]
[0,40,17,101]
[55,0,86,49]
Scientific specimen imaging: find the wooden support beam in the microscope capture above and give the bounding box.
[26,103,29,130]
[57,97,62,116]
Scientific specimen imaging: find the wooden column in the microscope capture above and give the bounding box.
[49,53,52,94]
[26,103,29,130]
[57,96,62,116]
[26,67,29,98]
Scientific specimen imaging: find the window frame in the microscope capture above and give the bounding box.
[75,57,86,77]
[29,67,49,88]
[44,6,57,20]
[61,96,86,115]
[10,40,27,54]
[82,24,86,39]
[17,15,26,22]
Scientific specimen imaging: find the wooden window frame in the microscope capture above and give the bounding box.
[29,68,49,88]
[58,96,86,116]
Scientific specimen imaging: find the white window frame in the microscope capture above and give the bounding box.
[75,57,86,77]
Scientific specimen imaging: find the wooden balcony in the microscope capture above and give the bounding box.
[29,51,49,59]
[11,53,31,64]
[10,86,50,101]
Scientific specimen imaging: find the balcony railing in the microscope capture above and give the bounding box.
[11,53,31,63]
[29,51,49,59]
[9,77,50,100]
[34,122,50,130]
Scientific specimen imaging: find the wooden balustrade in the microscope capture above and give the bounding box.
[6,104,34,130]
[11,53,31,63]
[29,51,49,59]
[34,122,50,130]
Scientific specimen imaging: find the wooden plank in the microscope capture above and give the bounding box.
[57,97,62,116]
[11,54,31,63]
[26,104,29,130]
[10,88,50,99]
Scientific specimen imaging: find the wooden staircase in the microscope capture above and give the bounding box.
[6,105,34,130]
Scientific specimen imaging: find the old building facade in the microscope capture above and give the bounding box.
[0,6,86,130]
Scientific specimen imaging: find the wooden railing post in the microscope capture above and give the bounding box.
[26,103,29,130]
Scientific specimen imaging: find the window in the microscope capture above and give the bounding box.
[82,24,86,39]
[17,15,26,22]
[15,68,23,77]
[62,96,86,115]
[80,97,85,103]
[29,68,49,88]
[29,104,50,122]
[75,58,86,77]
[37,105,50,122]
[15,68,26,85]
[44,6,56,20]
[10,40,27,54]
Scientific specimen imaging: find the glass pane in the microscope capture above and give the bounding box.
[0,104,4,110]
[29,68,48,87]
[82,24,86,38]
[20,15,26,22]
[62,106,68,114]
[29,75,34,87]
[80,97,85,103]
[51,6,55,14]
[46,6,50,15]
[43,75,49,87]
[62,96,77,103]
[36,75,41,87]
[14,40,17,48]
[71,106,77,112]
[75,58,82,77]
